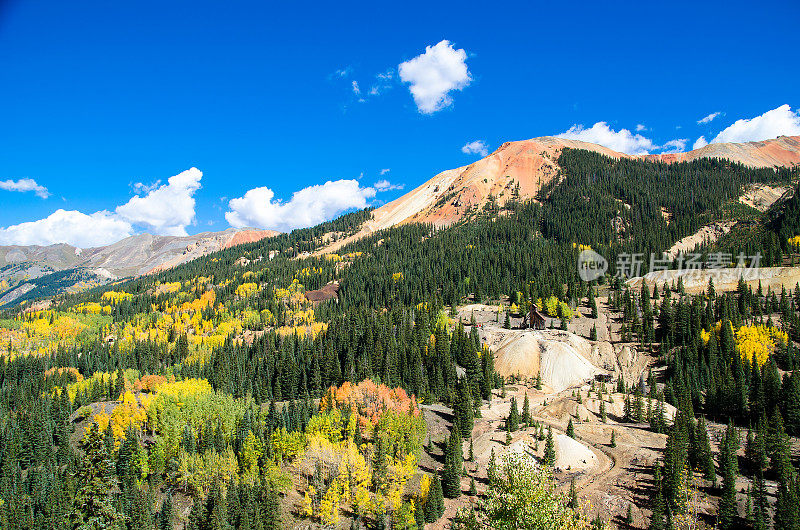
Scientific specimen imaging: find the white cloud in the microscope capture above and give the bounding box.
[0,178,50,199]
[115,168,202,236]
[697,112,722,125]
[369,69,395,96]
[557,122,657,155]
[635,124,647,132]
[225,179,377,232]
[332,67,352,78]
[351,81,361,95]
[0,209,133,248]
[708,104,800,144]
[557,122,690,155]
[0,167,203,247]
[398,40,471,114]
[660,138,689,154]
[374,179,404,192]
[380,168,391,175]
[461,140,489,157]
[693,136,709,150]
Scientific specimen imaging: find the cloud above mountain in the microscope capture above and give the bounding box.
[462,140,489,157]
[115,168,202,236]
[0,168,203,247]
[708,104,800,144]
[0,209,133,248]
[556,122,690,155]
[399,40,471,114]
[557,122,657,155]
[225,179,377,233]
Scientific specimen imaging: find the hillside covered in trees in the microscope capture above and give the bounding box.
[0,149,799,529]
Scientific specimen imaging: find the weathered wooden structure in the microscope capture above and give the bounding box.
[521,306,546,330]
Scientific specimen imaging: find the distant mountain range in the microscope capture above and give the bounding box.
[3,134,798,307]
[0,228,277,306]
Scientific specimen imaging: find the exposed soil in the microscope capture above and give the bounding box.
[305,282,340,303]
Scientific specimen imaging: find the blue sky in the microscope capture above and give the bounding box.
[1,0,799,247]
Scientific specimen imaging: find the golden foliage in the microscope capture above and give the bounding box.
[101,290,134,304]
[736,324,788,367]
[235,282,259,298]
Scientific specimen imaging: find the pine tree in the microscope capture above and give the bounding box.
[752,471,769,530]
[424,475,444,523]
[568,476,578,510]
[695,417,715,482]
[69,422,127,529]
[718,422,740,530]
[488,448,498,481]
[543,426,556,466]
[507,397,519,431]
[782,371,800,436]
[649,467,666,530]
[566,418,575,438]
[521,393,531,426]
[610,429,616,448]
[454,378,474,437]
[115,367,125,399]
[442,428,463,498]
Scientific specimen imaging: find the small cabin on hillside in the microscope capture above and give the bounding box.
[521,307,547,330]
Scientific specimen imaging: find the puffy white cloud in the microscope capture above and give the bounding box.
[225,179,377,232]
[557,122,658,155]
[351,80,361,95]
[557,122,690,155]
[115,168,202,236]
[461,140,489,157]
[0,167,203,247]
[398,40,471,114]
[636,124,647,132]
[374,179,404,192]
[693,136,709,150]
[660,138,689,154]
[0,178,50,199]
[708,104,800,144]
[380,168,391,175]
[0,209,133,248]
[697,112,722,125]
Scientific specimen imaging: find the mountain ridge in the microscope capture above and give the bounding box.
[0,228,279,306]
[3,134,799,306]
[314,135,800,255]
